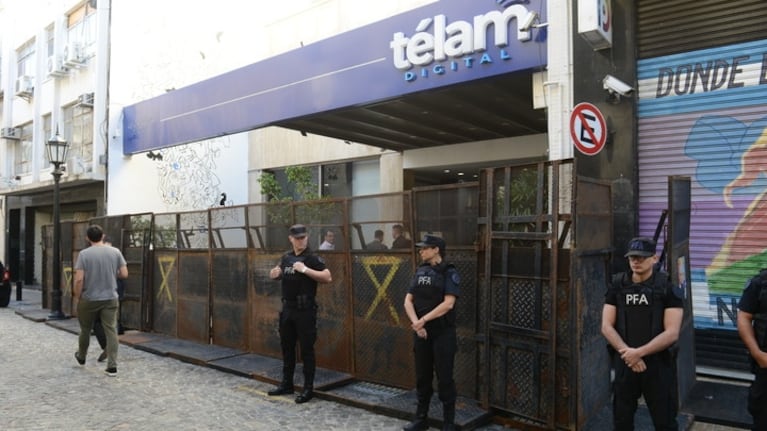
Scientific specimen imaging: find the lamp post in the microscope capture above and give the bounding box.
[46,129,69,320]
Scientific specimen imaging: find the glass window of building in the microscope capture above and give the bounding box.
[14,123,33,175]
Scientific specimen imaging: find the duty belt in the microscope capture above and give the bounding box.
[282,294,315,310]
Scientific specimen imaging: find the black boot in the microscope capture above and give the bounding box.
[442,402,455,431]
[267,379,294,396]
[403,404,429,431]
[295,386,313,404]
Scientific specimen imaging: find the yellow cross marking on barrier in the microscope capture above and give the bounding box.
[362,256,403,324]
[63,266,73,297]
[157,256,176,302]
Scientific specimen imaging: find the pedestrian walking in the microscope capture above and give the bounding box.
[73,224,129,376]
[267,224,332,403]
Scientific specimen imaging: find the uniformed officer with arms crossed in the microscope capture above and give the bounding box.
[403,234,460,431]
[601,237,684,430]
[267,224,332,404]
[737,269,767,431]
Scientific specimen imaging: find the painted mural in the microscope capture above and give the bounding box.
[638,38,767,331]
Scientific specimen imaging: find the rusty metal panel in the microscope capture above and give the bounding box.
[125,213,153,331]
[450,249,479,398]
[122,245,144,331]
[152,250,178,336]
[315,253,352,373]
[211,250,248,350]
[477,161,574,429]
[41,225,52,309]
[177,251,210,343]
[250,251,284,357]
[572,176,612,430]
[351,254,414,387]
[62,221,79,316]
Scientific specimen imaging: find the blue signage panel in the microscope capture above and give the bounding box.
[123,0,548,154]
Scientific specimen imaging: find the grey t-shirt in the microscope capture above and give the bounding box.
[74,244,127,301]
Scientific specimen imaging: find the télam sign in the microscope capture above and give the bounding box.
[123,0,547,154]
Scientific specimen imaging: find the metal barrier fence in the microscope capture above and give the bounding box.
[42,187,480,396]
[42,161,620,429]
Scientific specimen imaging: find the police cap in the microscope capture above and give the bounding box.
[289,224,308,238]
[415,234,446,251]
[624,236,656,257]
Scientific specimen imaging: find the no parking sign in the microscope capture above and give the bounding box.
[569,102,607,155]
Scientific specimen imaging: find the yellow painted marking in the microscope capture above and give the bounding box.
[63,266,73,297]
[157,256,176,302]
[362,256,402,324]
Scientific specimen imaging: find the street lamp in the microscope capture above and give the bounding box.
[46,128,69,320]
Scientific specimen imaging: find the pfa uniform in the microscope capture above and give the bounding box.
[408,261,460,416]
[738,270,767,430]
[277,248,326,389]
[605,270,683,431]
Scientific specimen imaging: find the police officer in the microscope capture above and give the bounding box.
[737,269,767,431]
[403,234,460,431]
[601,237,684,430]
[267,224,332,404]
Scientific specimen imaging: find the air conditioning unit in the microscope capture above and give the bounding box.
[47,55,69,77]
[14,75,34,97]
[0,127,20,140]
[78,92,94,107]
[63,42,84,68]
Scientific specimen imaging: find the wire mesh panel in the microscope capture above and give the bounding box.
[122,213,152,331]
[478,161,574,429]
[152,249,178,337]
[210,205,249,249]
[347,193,413,251]
[315,253,352,373]
[351,253,414,388]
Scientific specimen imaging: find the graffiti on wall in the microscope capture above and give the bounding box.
[638,38,767,330]
[153,137,230,211]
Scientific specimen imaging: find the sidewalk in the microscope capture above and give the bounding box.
[0,286,750,430]
[0,294,414,430]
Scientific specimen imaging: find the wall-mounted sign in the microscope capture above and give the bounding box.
[578,0,612,50]
[570,102,607,155]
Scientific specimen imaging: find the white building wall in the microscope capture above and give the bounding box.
[108,0,436,215]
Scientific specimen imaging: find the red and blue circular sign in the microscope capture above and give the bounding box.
[569,102,607,156]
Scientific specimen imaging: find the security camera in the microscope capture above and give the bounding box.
[603,75,634,97]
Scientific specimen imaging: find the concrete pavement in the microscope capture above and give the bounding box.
[0,303,418,430]
[0,287,749,430]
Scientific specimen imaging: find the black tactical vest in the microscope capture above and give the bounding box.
[750,269,767,352]
[613,271,669,348]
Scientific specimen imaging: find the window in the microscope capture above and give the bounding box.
[63,103,93,164]
[14,123,33,175]
[322,162,351,197]
[67,2,97,57]
[16,39,35,78]
[46,25,55,58]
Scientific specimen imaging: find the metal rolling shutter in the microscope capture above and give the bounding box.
[637,34,767,372]
[638,0,767,59]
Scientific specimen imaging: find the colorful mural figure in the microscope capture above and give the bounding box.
[686,117,767,297]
